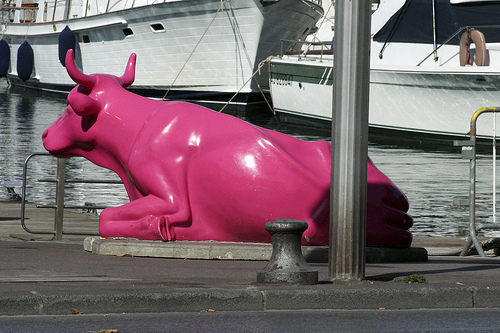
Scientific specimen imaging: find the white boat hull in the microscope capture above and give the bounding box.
[1,0,322,104]
[270,0,500,143]
[270,58,500,142]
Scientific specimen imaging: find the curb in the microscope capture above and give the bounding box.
[1,285,499,316]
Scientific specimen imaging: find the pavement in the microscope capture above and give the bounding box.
[2,198,500,316]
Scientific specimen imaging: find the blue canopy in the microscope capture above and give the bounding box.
[373,0,500,45]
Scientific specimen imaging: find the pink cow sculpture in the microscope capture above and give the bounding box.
[42,50,413,248]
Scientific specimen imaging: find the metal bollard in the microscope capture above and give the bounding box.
[257,219,318,285]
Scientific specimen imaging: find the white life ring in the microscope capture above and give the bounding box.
[459,29,488,66]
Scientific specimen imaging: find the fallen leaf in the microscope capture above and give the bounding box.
[70,308,83,314]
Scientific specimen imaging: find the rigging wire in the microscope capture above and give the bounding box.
[219,56,274,115]
[219,0,273,114]
[162,0,272,112]
[302,0,335,55]
[162,0,227,101]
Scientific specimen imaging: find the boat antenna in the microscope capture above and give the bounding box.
[378,0,413,59]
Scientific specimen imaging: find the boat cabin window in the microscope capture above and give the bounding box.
[123,28,134,37]
[150,23,165,33]
[82,35,90,43]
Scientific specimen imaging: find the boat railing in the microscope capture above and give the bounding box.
[0,3,38,24]
[280,39,333,62]
[21,153,124,240]
[2,0,169,24]
[417,25,500,66]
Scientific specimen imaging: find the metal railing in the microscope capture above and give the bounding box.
[279,39,334,62]
[21,152,123,240]
[1,4,38,24]
[416,25,500,66]
[454,107,500,257]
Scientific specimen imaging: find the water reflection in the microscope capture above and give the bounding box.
[15,94,36,146]
[1,80,499,238]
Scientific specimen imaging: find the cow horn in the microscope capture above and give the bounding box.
[119,53,136,88]
[65,49,96,90]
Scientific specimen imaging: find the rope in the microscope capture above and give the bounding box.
[219,0,331,115]
[225,0,255,91]
[217,1,273,116]
[162,0,271,117]
[162,0,227,101]
[218,56,274,116]
[24,20,32,41]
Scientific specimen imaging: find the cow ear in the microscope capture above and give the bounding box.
[119,53,136,88]
[68,93,101,116]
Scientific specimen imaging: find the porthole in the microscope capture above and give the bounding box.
[123,28,134,37]
[150,23,165,33]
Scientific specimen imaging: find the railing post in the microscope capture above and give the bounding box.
[455,107,500,256]
[54,158,66,240]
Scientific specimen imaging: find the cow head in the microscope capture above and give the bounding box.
[42,50,136,157]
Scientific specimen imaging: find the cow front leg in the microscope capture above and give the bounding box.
[99,195,191,241]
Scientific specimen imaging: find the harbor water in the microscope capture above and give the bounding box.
[1,80,499,239]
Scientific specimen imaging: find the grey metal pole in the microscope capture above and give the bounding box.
[465,137,486,256]
[54,158,66,240]
[329,0,371,281]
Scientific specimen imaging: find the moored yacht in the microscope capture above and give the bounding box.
[270,0,500,143]
[0,0,323,108]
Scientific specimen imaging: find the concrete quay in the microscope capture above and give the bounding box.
[2,198,500,316]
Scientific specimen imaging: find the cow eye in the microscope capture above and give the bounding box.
[81,114,97,132]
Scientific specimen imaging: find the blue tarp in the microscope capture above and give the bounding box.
[373,0,500,45]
